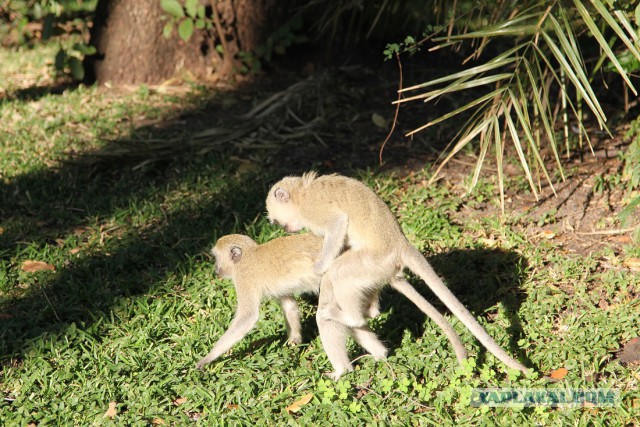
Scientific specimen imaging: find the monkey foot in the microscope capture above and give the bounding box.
[195,358,211,370]
[287,336,303,346]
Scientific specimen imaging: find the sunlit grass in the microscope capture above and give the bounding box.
[1,42,638,425]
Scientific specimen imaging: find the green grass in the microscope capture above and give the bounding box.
[1,42,639,425]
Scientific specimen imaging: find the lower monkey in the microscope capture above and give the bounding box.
[196,233,387,370]
[195,233,468,376]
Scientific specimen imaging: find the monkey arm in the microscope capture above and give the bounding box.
[314,213,348,274]
[196,301,260,369]
[279,296,303,344]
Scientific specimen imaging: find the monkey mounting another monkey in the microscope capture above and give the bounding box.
[266,172,529,379]
[196,233,467,375]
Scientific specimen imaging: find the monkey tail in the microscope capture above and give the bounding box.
[401,245,529,373]
[389,278,468,364]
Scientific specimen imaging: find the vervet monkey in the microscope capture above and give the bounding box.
[266,172,529,378]
[195,233,467,376]
[196,233,389,370]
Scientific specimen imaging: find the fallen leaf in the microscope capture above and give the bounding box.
[103,401,117,418]
[617,337,640,365]
[479,238,497,247]
[21,260,55,272]
[541,230,556,239]
[152,418,166,425]
[583,401,599,415]
[227,403,238,410]
[173,396,187,406]
[236,161,258,176]
[610,235,632,244]
[286,393,313,414]
[0,227,4,235]
[70,248,81,255]
[549,367,568,380]
[622,257,640,271]
[371,113,387,129]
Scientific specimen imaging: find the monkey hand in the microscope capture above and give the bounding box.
[196,356,212,370]
[313,260,329,275]
[366,304,381,318]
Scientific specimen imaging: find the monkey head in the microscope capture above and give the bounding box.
[211,234,257,279]
[266,179,305,233]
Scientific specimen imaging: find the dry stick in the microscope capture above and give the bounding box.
[574,227,638,236]
[379,52,403,166]
[39,283,60,321]
[210,0,232,73]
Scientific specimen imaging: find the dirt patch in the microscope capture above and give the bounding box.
[418,140,639,258]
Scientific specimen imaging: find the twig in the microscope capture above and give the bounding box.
[39,283,60,321]
[379,52,403,166]
[210,0,232,72]
[574,226,638,236]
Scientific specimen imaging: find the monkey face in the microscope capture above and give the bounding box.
[266,186,304,233]
[212,250,230,278]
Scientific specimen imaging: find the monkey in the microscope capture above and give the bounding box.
[266,172,529,379]
[195,233,389,370]
[195,233,468,377]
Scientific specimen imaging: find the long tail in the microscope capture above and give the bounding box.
[390,277,468,364]
[402,245,529,373]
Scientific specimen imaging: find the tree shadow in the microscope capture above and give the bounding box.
[2,81,79,102]
[378,248,532,370]
[1,63,426,365]
[0,144,266,361]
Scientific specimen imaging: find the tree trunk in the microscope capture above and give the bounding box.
[86,0,289,85]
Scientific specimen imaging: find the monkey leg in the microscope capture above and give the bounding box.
[317,277,354,379]
[352,326,388,360]
[317,317,354,380]
[318,268,388,369]
[196,306,260,370]
[279,295,303,345]
[317,251,389,329]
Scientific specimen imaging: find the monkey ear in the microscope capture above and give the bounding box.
[230,246,243,263]
[274,187,290,203]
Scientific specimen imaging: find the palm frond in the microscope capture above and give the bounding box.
[399,1,638,207]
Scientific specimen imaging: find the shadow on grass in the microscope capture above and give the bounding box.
[378,248,532,370]
[0,66,399,364]
[0,145,264,361]
[0,67,530,376]
[0,78,292,362]
[3,82,79,102]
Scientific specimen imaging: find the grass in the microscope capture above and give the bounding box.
[1,42,639,425]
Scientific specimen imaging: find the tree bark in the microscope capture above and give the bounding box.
[86,0,290,85]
